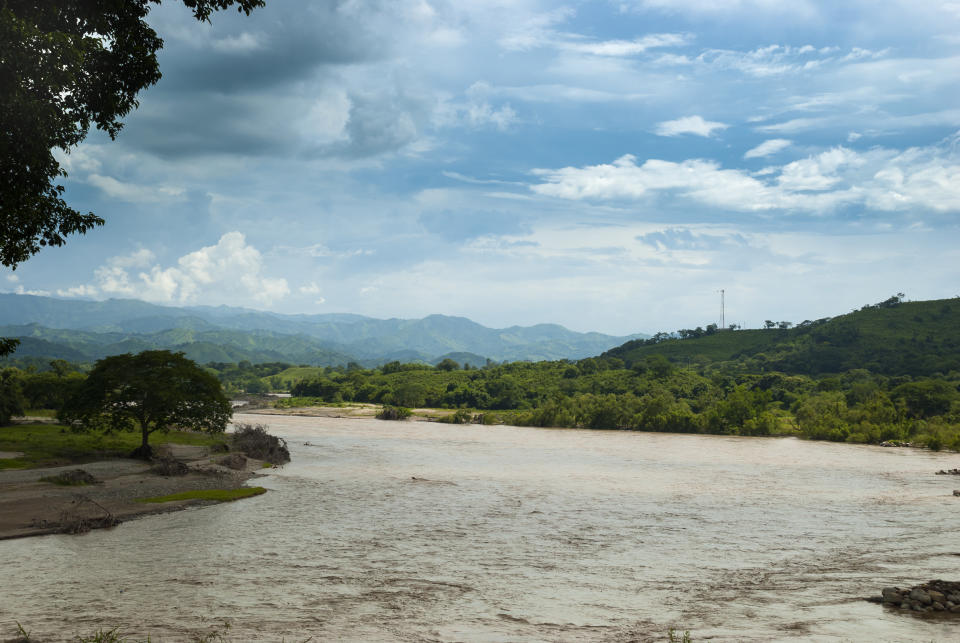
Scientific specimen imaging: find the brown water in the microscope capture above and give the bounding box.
[3,413,960,641]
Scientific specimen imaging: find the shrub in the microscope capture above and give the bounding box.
[376,405,411,420]
[231,423,290,464]
[438,408,472,424]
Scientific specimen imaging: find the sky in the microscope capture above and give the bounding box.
[4,0,960,336]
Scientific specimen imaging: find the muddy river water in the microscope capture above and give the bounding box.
[3,413,960,641]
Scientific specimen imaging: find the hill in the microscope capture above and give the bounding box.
[0,294,647,365]
[604,296,960,376]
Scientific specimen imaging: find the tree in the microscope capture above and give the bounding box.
[435,358,460,372]
[60,350,232,458]
[0,368,25,426]
[0,338,19,357]
[0,0,264,269]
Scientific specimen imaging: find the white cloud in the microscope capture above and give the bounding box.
[13,285,50,297]
[744,139,792,159]
[561,33,690,56]
[88,174,185,203]
[655,115,728,137]
[5,274,18,283]
[530,142,960,214]
[777,147,862,191]
[69,232,289,307]
[56,285,99,298]
[299,282,322,295]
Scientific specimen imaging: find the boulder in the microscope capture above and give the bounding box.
[910,588,932,605]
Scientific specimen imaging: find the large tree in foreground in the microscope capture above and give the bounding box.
[0,0,264,269]
[60,350,232,458]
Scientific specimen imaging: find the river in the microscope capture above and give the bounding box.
[3,413,960,641]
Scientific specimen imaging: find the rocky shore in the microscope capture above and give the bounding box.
[876,581,960,613]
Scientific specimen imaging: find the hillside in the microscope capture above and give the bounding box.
[0,294,647,365]
[604,297,960,376]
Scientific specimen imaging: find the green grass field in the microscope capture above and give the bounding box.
[0,424,228,470]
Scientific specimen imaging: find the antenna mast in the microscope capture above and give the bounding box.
[719,289,725,328]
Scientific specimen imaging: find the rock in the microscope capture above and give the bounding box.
[881,587,903,603]
[953,490,960,497]
[929,590,946,603]
[219,453,247,470]
[933,602,945,611]
[910,588,932,604]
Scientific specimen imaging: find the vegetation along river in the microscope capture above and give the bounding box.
[3,413,960,641]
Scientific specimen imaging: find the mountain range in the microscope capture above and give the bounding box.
[0,294,647,366]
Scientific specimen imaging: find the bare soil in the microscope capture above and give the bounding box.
[0,443,266,540]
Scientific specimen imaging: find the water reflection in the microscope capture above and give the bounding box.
[3,414,960,641]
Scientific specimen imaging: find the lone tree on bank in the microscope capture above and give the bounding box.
[60,350,232,459]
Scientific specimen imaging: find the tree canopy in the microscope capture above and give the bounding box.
[0,0,264,269]
[60,350,231,458]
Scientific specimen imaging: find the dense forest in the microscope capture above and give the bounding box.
[3,296,960,450]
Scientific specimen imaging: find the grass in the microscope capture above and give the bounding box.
[136,487,267,503]
[0,424,228,470]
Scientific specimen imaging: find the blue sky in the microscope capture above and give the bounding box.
[5,0,960,335]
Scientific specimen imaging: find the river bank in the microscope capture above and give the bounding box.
[0,442,267,540]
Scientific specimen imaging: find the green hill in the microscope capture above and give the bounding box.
[604,296,960,376]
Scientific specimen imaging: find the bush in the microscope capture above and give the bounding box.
[231,423,290,464]
[376,405,411,420]
[438,408,472,424]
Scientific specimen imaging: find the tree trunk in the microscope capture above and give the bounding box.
[131,423,153,460]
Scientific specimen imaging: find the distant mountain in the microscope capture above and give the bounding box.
[0,294,647,365]
[603,296,960,377]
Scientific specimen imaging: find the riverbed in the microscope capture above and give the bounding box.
[3,414,960,641]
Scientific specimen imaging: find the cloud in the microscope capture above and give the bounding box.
[744,139,792,159]
[56,285,98,298]
[13,285,51,297]
[435,84,518,131]
[655,115,728,137]
[87,174,185,203]
[560,33,691,56]
[620,0,819,19]
[63,232,289,307]
[530,142,960,214]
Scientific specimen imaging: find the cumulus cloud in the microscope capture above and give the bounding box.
[655,115,728,137]
[62,233,289,306]
[744,139,792,159]
[530,142,960,213]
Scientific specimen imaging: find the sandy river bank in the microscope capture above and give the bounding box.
[0,443,266,540]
